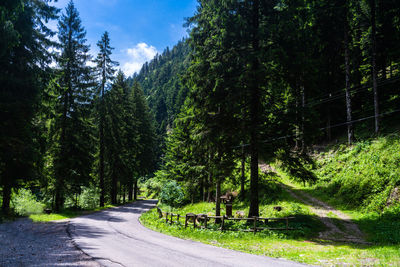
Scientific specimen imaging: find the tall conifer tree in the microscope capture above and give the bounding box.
[0,0,58,213]
[94,31,118,207]
[52,0,95,211]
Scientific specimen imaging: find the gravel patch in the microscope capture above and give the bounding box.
[0,218,99,267]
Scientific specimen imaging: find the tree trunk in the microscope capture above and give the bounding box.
[371,0,379,134]
[240,146,245,201]
[295,88,300,149]
[215,179,221,223]
[326,101,331,142]
[122,185,126,204]
[207,172,212,202]
[248,0,260,218]
[134,179,138,200]
[128,180,133,201]
[1,180,11,214]
[199,177,204,202]
[344,9,354,145]
[301,84,306,152]
[55,84,69,212]
[99,83,105,207]
[111,172,117,204]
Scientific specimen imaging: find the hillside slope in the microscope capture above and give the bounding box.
[277,132,400,244]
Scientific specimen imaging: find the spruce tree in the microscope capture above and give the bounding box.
[51,0,95,211]
[94,31,118,207]
[0,0,58,214]
[132,81,156,200]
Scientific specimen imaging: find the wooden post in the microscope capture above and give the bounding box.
[185,215,188,228]
[170,213,173,224]
[286,217,289,230]
[221,216,225,231]
[193,215,197,229]
[253,217,257,234]
[166,212,169,223]
[177,214,180,224]
[205,215,208,229]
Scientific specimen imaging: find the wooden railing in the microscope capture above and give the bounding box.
[156,207,295,233]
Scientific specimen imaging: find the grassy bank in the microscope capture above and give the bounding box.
[275,133,400,245]
[28,204,118,222]
[141,204,400,266]
[141,134,400,265]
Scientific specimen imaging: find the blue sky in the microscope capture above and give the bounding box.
[49,0,198,76]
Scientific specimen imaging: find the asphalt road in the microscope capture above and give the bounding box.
[69,200,306,267]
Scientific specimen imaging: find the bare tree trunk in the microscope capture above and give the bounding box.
[134,179,138,200]
[207,172,212,202]
[128,180,133,201]
[240,146,245,201]
[295,88,300,149]
[111,172,117,204]
[248,0,260,218]
[122,185,126,204]
[1,179,11,214]
[326,101,332,142]
[301,84,306,152]
[199,177,204,202]
[215,179,221,223]
[99,81,105,207]
[344,9,354,145]
[371,0,379,134]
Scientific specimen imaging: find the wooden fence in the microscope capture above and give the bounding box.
[156,207,295,233]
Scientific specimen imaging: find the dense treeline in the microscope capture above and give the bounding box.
[131,40,191,163]
[148,0,400,217]
[0,1,155,214]
[1,0,400,217]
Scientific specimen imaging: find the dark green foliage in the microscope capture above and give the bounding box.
[0,0,58,214]
[50,0,95,211]
[160,180,184,207]
[132,40,191,163]
[94,31,119,207]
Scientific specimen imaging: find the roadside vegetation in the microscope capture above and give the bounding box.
[275,133,400,245]
[0,186,135,223]
[141,132,400,266]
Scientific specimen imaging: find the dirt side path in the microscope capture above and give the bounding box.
[0,218,99,267]
[259,163,367,244]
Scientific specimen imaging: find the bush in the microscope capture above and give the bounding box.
[79,186,100,209]
[159,180,184,207]
[11,188,44,216]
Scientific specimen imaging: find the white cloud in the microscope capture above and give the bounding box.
[122,43,158,76]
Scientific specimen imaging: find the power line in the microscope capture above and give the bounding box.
[235,108,400,148]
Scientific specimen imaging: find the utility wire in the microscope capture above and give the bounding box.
[234,108,400,148]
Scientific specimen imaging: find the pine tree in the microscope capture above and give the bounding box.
[94,31,118,207]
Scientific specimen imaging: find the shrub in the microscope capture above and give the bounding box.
[11,188,44,216]
[79,186,100,209]
[159,180,184,207]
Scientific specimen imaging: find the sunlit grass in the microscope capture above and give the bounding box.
[141,205,400,266]
[29,204,118,222]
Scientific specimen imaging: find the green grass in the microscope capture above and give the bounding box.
[29,204,120,222]
[141,203,400,266]
[274,133,400,246]
[140,133,400,265]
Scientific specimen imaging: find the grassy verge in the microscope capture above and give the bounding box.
[141,203,400,266]
[28,204,119,222]
[273,134,400,246]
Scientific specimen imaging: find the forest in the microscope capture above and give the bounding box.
[138,0,400,219]
[0,0,156,215]
[1,0,400,246]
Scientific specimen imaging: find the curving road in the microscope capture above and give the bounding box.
[69,200,306,267]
